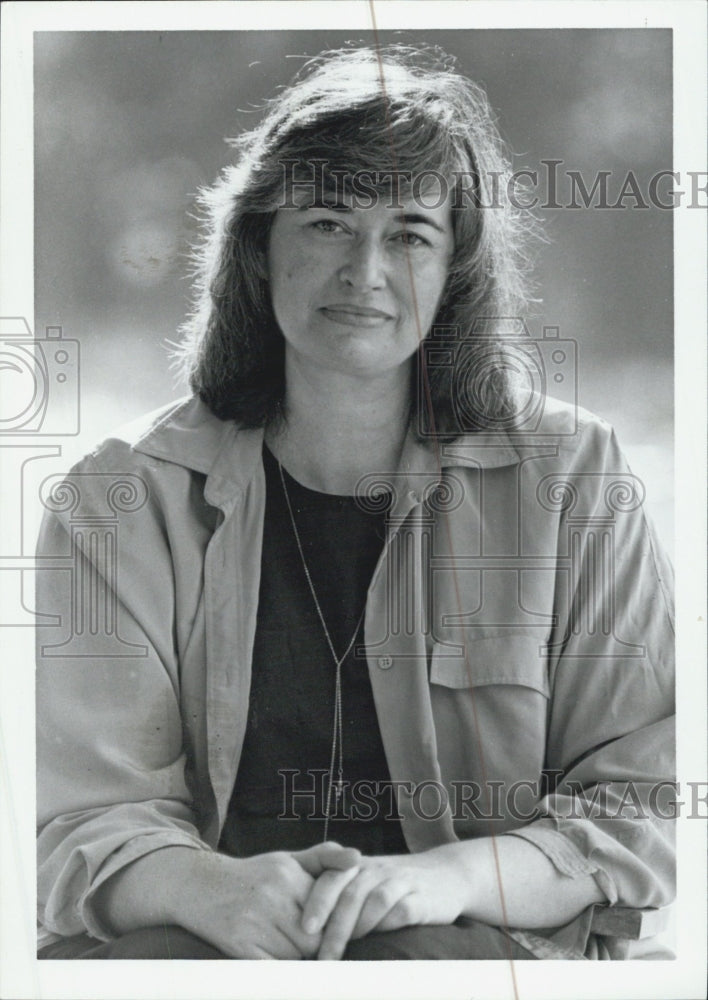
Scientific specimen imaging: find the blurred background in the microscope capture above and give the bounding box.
[34,29,673,554]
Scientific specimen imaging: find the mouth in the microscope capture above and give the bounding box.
[319,304,395,328]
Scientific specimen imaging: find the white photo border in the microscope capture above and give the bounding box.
[1,3,705,999]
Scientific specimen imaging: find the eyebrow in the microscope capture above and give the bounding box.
[396,212,447,234]
[297,200,447,234]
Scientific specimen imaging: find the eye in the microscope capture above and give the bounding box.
[310,219,348,235]
[393,231,431,248]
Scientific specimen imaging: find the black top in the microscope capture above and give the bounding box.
[219,447,407,857]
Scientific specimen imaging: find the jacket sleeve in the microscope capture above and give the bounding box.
[36,451,212,941]
[507,419,675,913]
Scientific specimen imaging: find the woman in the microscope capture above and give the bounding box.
[36,45,675,961]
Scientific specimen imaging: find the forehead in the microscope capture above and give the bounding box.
[284,173,455,225]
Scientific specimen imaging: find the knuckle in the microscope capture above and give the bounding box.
[315,871,341,899]
[397,896,417,923]
[339,883,360,904]
[270,853,300,883]
[369,882,394,907]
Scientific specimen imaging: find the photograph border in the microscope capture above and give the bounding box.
[1,3,705,999]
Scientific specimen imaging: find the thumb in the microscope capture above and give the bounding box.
[292,841,361,876]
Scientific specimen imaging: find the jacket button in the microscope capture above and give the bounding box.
[378,655,393,669]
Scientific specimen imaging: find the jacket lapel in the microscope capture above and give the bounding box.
[133,397,523,842]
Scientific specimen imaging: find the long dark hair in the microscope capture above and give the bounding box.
[176,44,536,438]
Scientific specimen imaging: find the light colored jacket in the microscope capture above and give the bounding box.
[36,395,675,958]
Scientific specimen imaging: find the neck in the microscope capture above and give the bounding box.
[265,353,412,494]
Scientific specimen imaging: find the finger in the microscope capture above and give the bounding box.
[292,841,361,877]
[279,921,323,959]
[273,892,324,957]
[275,855,317,908]
[317,873,373,961]
[350,880,413,940]
[371,891,420,934]
[250,924,311,960]
[301,865,360,934]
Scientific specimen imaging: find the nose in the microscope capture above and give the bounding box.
[338,237,386,291]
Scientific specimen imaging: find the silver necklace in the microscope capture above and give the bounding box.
[278,461,366,841]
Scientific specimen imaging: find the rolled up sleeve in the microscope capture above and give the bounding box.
[36,453,211,941]
[508,422,675,912]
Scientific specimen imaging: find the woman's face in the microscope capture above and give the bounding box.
[267,184,454,382]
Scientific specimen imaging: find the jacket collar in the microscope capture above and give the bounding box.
[133,396,521,506]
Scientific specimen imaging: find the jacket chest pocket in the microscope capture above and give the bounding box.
[429,633,550,832]
[430,632,550,698]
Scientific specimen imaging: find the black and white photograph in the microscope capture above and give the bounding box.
[0,3,705,999]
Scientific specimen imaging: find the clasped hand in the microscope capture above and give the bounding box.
[298,843,470,960]
[214,841,468,960]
